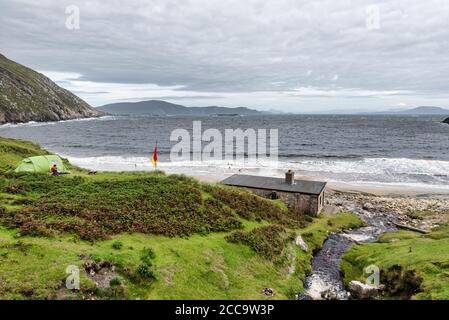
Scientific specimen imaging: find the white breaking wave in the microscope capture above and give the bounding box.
[65,154,449,191]
[67,155,449,177]
[293,157,449,176]
[0,116,115,128]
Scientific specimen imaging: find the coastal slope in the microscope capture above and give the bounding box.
[0,54,104,124]
[0,136,363,300]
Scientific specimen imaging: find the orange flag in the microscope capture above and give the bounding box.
[151,142,158,167]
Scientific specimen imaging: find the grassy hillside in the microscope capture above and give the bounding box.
[0,137,364,300]
[0,136,49,172]
[0,53,103,124]
[342,226,449,300]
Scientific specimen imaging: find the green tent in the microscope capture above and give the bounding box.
[15,155,67,173]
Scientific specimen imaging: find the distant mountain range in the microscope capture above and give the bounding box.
[394,106,449,115]
[99,102,449,116]
[97,100,263,116]
[0,53,103,124]
[2,52,447,123]
[363,106,449,115]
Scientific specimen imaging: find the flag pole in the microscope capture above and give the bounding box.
[152,140,158,171]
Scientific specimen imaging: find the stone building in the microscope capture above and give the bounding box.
[221,171,326,216]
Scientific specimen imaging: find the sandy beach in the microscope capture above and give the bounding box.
[326,181,449,197]
[188,172,449,197]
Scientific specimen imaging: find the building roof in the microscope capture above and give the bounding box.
[221,174,326,195]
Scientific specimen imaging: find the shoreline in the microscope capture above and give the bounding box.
[2,131,448,197]
[326,181,449,197]
[56,153,449,198]
[195,174,449,197]
[65,156,449,197]
[0,115,113,128]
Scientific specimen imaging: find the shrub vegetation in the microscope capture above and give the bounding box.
[204,185,300,227]
[226,225,295,264]
[1,174,295,241]
[0,136,365,300]
[342,226,449,299]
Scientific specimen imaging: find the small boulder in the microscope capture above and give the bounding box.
[443,117,449,125]
[84,261,99,275]
[363,203,375,211]
[263,288,275,296]
[348,281,378,300]
[295,235,309,252]
[320,288,339,300]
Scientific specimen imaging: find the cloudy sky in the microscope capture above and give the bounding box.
[1,0,449,112]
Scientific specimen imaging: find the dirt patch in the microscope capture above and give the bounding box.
[380,265,423,299]
[55,257,126,300]
[158,265,178,285]
[84,260,118,289]
[226,225,295,265]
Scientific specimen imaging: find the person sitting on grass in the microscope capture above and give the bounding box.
[51,164,59,176]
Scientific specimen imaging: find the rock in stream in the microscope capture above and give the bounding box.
[299,197,397,300]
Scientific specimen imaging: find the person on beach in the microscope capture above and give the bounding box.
[51,164,59,176]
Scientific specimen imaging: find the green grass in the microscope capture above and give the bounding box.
[0,136,364,300]
[341,226,449,300]
[0,227,96,300]
[300,212,365,250]
[0,137,49,172]
[0,212,363,300]
[0,224,290,299]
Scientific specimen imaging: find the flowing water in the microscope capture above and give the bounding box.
[300,206,397,300]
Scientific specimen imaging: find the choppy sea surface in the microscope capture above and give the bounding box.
[1,114,449,191]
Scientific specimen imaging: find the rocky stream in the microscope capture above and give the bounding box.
[299,191,449,300]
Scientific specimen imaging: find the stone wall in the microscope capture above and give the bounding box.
[244,188,323,216]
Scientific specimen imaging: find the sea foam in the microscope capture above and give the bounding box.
[66,155,449,191]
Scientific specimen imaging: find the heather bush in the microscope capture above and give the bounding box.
[226,225,295,264]
[4,173,293,241]
[109,277,122,286]
[11,197,34,206]
[202,198,243,232]
[137,264,156,280]
[1,173,85,196]
[140,247,156,265]
[205,185,299,227]
[112,241,123,250]
[381,265,423,299]
[7,176,209,240]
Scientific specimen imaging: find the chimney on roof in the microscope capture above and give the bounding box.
[285,170,295,185]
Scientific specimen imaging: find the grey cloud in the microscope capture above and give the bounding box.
[1,0,449,111]
[71,90,110,95]
[111,95,225,102]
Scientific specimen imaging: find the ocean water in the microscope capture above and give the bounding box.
[1,114,449,190]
